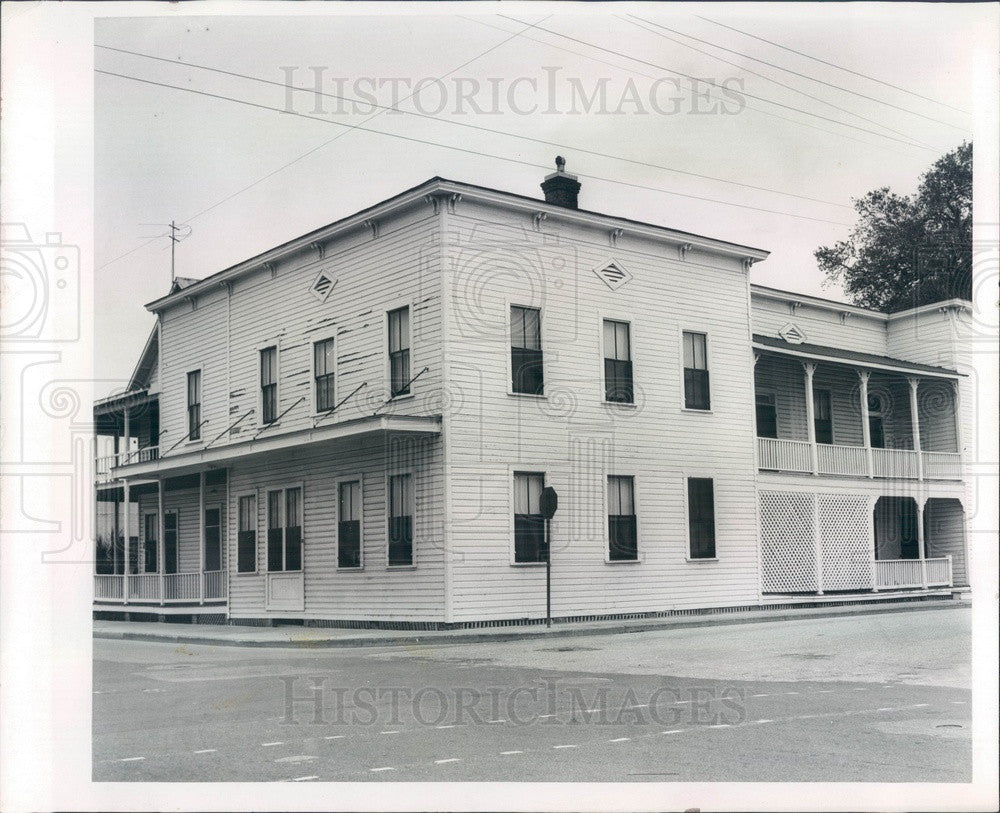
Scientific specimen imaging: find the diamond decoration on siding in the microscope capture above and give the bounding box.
[593,260,632,291]
[310,270,337,303]
[778,322,806,344]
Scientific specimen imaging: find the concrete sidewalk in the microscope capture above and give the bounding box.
[93,596,967,649]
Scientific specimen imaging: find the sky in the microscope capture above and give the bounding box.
[94,6,985,393]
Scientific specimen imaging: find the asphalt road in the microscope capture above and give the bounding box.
[93,607,971,782]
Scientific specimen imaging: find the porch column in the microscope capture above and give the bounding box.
[858,370,873,478]
[916,496,928,590]
[908,377,923,481]
[158,478,165,606]
[803,362,818,475]
[950,380,963,456]
[123,407,131,466]
[199,471,205,605]
[122,479,130,604]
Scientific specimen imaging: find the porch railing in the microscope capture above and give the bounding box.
[757,438,812,473]
[758,439,958,481]
[94,574,123,600]
[816,443,868,476]
[871,448,919,479]
[164,572,200,602]
[203,570,227,600]
[127,573,160,601]
[874,556,952,590]
[923,451,962,480]
[94,446,160,484]
[94,572,228,604]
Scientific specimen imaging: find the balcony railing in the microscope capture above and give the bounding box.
[95,446,160,484]
[93,571,228,604]
[758,438,960,481]
[874,556,952,590]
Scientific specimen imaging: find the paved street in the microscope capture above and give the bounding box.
[93,607,971,782]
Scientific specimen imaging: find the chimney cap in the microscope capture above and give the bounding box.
[555,155,566,172]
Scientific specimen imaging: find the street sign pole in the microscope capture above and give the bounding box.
[539,486,558,629]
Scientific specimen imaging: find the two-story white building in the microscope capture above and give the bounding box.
[93,163,972,627]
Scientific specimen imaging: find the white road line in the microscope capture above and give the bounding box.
[381,731,401,735]
[876,708,895,712]
[500,750,523,755]
[609,737,631,742]
[537,714,556,719]
[487,719,506,724]
[707,724,731,729]
[193,749,217,754]
[625,704,649,709]
[553,744,577,749]
[434,758,462,764]
[119,757,145,762]
[816,690,835,693]
[661,729,685,735]
[324,735,345,740]
[673,699,695,704]
[785,691,800,695]
[950,701,966,705]
[435,725,456,729]
[291,776,318,782]
[261,742,283,747]
[751,719,773,724]
[853,688,867,691]
[370,767,394,773]
[750,693,769,698]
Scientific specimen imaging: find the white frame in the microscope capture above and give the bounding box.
[385,470,416,569]
[678,326,713,413]
[683,474,719,563]
[162,508,179,574]
[506,300,547,399]
[754,387,779,439]
[264,481,306,573]
[384,300,416,402]
[598,313,637,408]
[813,386,834,444]
[141,510,159,573]
[604,473,642,564]
[509,468,547,567]
[185,367,204,445]
[256,338,281,429]
[203,501,224,572]
[335,473,365,571]
[234,488,260,576]
[311,335,337,417]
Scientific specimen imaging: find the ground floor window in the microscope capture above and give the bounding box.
[143,513,158,573]
[338,480,362,568]
[513,472,546,563]
[164,511,178,574]
[204,506,222,571]
[607,475,638,561]
[388,474,413,566]
[687,478,717,559]
[237,494,257,573]
[267,487,303,572]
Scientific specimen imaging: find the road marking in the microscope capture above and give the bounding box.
[609,737,631,742]
[434,758,462,764]
[751,719,773,724]
[816,690,834,693]
[93,691,102,695]
[381,730,401,735]
[537,714,556,719]
[500,750,523,755]
[142,688,163,693]
[673,699,695,704]
[750,693,769,698]
[661,729,685,735]
[553,744,577,749]
[625,703,649,709]
[876,708,895,712]
[193,749,217,754]
[119,757,145,762]
[853,688,867,691]
[785,691,800,695]
[291,776,318,782]
[707,724,731,728]
[370,767,394,772]
[950,701,966,705]
[913,703,929,708]
[435,724,456,729]
[324,735,345,740]
[261,742,283,747]
[487,719,506,724]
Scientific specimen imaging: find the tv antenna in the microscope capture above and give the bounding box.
[140,221,193,283]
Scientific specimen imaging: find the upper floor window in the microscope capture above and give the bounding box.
[267,486,302,572]
[603,319,633,404]
[687,477,716,559]
[388,306,411,397]
[683,331,710,410]
[867,393,885,449]
[187,370,202,440]
[607,475,637,561]
[511,305,543,395]
[237,494,257,573]
[513,472,546,564]
[813,389,833,444]
[314,338,336,412]
[388,473,414,566]
[260,346,278,425]
[755,391,777,438]
[338,479,362,569]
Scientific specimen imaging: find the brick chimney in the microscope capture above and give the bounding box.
[540,155,581,209]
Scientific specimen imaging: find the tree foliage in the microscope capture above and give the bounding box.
[816,142,972,312]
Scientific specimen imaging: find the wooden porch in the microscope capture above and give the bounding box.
[93,571,228,605]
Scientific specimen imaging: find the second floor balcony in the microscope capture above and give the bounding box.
[753,336,962,482]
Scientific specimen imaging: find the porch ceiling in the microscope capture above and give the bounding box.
[110,413,441,479]
[752,334,960,379]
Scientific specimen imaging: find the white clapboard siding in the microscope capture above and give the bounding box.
[751,291,888,354]
[441,202,760,620]
[134,479,227,576]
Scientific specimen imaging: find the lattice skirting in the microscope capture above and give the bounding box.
[760,491,873,593]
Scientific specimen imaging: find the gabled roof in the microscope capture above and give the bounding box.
[127,323,159,391]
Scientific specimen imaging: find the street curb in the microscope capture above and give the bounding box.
[93,598,968,650]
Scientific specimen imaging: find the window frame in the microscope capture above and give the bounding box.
[257,341,281,428]
[605,474,640,563]
[754,389,779,439]
[510,470,548,566]
[599,314,636,406]
[163,508,179,575]
[311,336,337,416]
[186,369,203,442]
[679,327,713,413]
[264,482,305,574]
[684,475,718,562]
[336,474,365,570]
[142,510,159,574]
[235,490,259,575]
[203,501,223,573]
[507,302,546,398]
[385,471,416,568]
[813,388,834,445]
[385,303,415,400]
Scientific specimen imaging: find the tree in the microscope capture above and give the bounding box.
[816,142,972,313]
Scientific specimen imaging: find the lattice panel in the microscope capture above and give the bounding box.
[819,495,873,591]
[759,491,816,593]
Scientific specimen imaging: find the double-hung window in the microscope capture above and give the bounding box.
[513,472,546,563]
[267,487,302,572]
[204,507,222,572]
[143,513,158,573]
[510,305,543,395]
[260,346,278,425]
[314,338,336,413]
[867,394,885,448]
[813,389,833,444]
[603,319,633,404]
[388,474,413,566]
[755,392,778,438]
[607,475,637,561]
[187,370,202,440]
[687,478,716,559]
[388,306,411,397]
[338,480,362,569]
[683,331,710,410]
[237,494,257,573]
[163,511,178,574]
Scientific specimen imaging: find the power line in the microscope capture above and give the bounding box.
[698,15,971,116]
[634,15,967,132]
[95,67,854,227]
[96,42,853,209]
[496,14,937,151]
[621,15,940,151]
